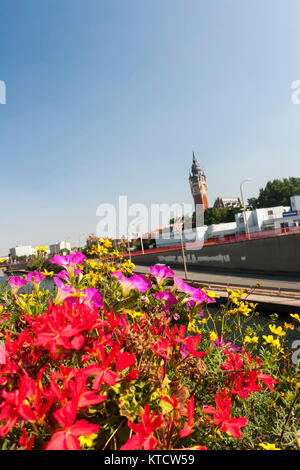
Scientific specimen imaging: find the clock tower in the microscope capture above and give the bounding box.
[189,152,208,211]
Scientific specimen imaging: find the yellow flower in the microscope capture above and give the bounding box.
[269,324,286,337]
[290,313,300,323]
[79,433,98,448]
[209,332,218,342]
[245,335,259,344]
[249,302,258,309]
[262,335,275,346]
[34,245,48,252]
[99,238,112,248]
[238,302,252,316]
[225,308,238,316]
[42,269,54,277]
[284,322,294,330]
[70,288,87,299]
[203,290,219,299]
[124,309,145,320]
[96,245,108,255]
[263,335,283,352]
[112,249,121,257]
[259,443,280,450]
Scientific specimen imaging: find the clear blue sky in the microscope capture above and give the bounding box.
[1,0,300,254]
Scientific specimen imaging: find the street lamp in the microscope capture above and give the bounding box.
[240,179,251,239]
[174,203,188,280]
[78,233,86,249]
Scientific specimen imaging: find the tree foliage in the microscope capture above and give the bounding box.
[247,178,300,209]
[202,207,241,226]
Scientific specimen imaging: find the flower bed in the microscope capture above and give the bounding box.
[0,240,299,450]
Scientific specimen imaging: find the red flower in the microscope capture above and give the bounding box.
[46,401,99,450]
[18,429,35,450]
[258,373,279,391]
[115,352,135,371]
[83,345,119,390]
[179,396,195,438]
[121,404,164,450]
[202,391,247,438]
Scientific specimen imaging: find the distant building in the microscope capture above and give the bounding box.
[189,153,209,211]
[9,245,35,258]
[214,197,241,209]
[235,196,300,233]
[49,241,71,255]
[235,206,290,233]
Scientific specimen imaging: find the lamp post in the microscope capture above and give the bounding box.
[78,233,86,250]
[138,233,145,254]
[174,204,188,280]
[240,179,251,240]
[126,235,132,262]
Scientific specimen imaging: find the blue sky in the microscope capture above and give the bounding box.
[1,0,300,253]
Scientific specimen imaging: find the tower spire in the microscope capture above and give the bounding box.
[189,152,208,211]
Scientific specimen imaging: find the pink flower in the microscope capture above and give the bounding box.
[111,271,150,296]
[172,275,188,291]
[81,288,104,309]
[7,277,27,295]
[0,343,6,365]
[56,270,70,282]
[154,291,177,308]
[51,252,86,275]
[26,271,46,288]
[53,277,74,305]
[173,276,215,307]
[56,268,83,282]
[149,265,174,285]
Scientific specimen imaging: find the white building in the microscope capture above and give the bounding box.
[235,196,300,233]
[235,206,291,233]
[9,245,35,258]
[213,197,241,209]
[49,241,71,255]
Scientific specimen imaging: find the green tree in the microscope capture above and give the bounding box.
[202,207,241,226]
[247,197,259,210]
[250,178,300,208]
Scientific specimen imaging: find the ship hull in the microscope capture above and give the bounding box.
[131,233,300,276]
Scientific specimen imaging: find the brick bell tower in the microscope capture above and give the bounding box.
[189,152,209,211]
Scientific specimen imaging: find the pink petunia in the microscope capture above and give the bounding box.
[111,271,150,296]
[149,265,174,285]
[7,277,27,295]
